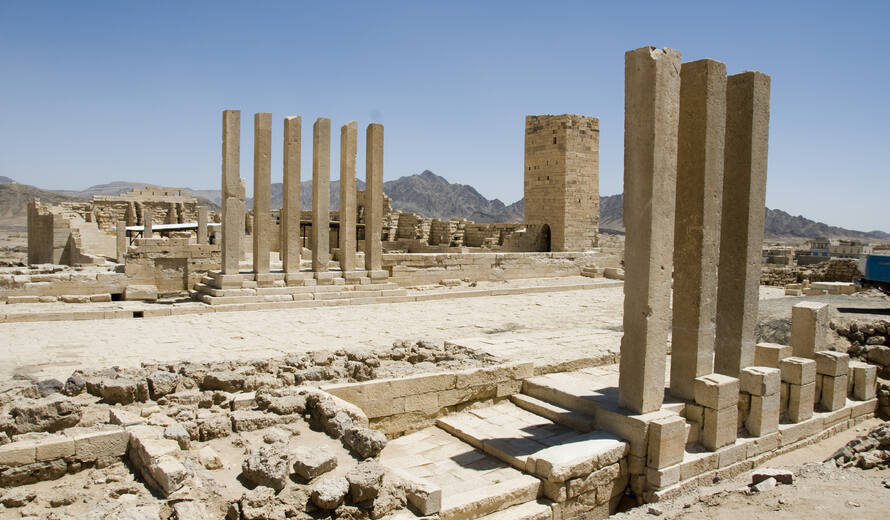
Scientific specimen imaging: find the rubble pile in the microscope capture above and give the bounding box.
[829,423,890,469]
[761,258,860,286]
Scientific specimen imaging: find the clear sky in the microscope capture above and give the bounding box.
[1,1,887,231]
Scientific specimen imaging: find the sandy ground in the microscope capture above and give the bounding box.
[615,416,890,519]
[3,284,886,385]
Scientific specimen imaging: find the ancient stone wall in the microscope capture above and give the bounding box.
[124,236,220,294]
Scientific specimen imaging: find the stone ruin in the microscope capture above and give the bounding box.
[0,46,884,520]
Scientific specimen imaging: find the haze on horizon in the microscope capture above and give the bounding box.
[1,1,887,232]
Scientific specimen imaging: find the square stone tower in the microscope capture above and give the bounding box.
[524,114,599,252]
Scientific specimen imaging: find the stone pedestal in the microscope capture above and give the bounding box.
[364,124,384,272]
[739,367,780,436]
[779,357,816,422]
[791,302,828,358]
[312,118,331,272]
[714,71,771,378]
[143,209,153,238]
[617,46,682,414]
[221,109,243,275]
[253,113,272,274]
[282,116,302,273]
[670,58,727,401]
[694,373,739,450]
[197,207,208,245]
[339,121,357,272]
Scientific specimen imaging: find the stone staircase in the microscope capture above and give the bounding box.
[381,382,631,520]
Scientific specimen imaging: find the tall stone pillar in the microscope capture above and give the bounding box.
[617,46,682,414]
[339,121,358,272]
[143,208,154,238]
[197,207,208,245]
[116,220,127,262]
[282,116,302,273]
[714,72,771,377]
[221,109,243,275]
[669,59,727,401]
[364,123,384,272]
[253,113,272,274]
[312,118,331,272]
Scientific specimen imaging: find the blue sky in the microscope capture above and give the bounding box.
[1,1,887,231]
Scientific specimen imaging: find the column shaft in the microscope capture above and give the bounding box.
[339,121,358,272]
[670,59,726,401]
[143,208,153,238]
[312,118,331,272]
[282,116,302,272]
[364,124,384,271]
[116,220,127,262]
[253,113,272,274]
[221,110,242,274]
[714,72,771,377]
[197,207,208,245]
[618,46,682,414]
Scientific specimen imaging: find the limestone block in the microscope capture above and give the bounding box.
[819,374,847,412]
[745,393,779,437]
[754,343,792,368]
[850,361,877,400]
[70,428,129,462]
[33,435,75,461]
[124,285,158,301]
[786,382,815,423]
[694,374,739,410]
[779,357,816,385]
[0,442,36,466]
[739,366,780,396]
[646,415,686,469]
[814,351,849,377]
[791,302,828,358]
[702,406,737,451]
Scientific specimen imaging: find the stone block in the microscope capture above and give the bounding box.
[745,393,779,436]
[702,406,737,451]
[646,464,680,489]
[779,357,816,385]
[791,302,828,358]
[34,435,75,461]
[819,374,847,412]
[0,442,36,466]
[646,415,686,469]
[850,361,877,400]
[786,382,815,423]
[694,374,739,410]
[71,428,129,462]
[739,366,780,396]
[814,351,849,377]
[124,285,158,301]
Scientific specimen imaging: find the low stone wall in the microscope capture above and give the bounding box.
[761,258,861,286]
[124,236,220,294]
[0,266,127,303]
[383,251,620,287]
[323,362,534,437]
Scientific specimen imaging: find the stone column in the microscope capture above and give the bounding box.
[617,46,682,414]
[312,118,331,272]
[364,123,384,272]
[791,301,828,358]
[143,208,153,238]
[221,109,243,274]
[282,116,302,272]
[339,121,358,272]
[253,112,272,274]
[669,59,727,401]
[197,207,208,245]
[714,72,771,377]
[116,220,127,262]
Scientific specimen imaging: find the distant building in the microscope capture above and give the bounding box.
[805,237,872,259]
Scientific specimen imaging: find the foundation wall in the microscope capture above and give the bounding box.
[124,237,220,293]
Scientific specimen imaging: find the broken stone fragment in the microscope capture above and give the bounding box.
[752,468,793,485]
[240,486,286,520]
[8,394,82,435]
[292,446,337,480]
[198,446,223,470]
[0,488,37,508]
[323,412,353,439]
[241,445,289,492]
[164,423,191,450]
[202,371,246,393]
[198,415,231,441]
[341,426,387,459]
[346,460,385,503]
[310,476,349,510]
[147,371,179,400]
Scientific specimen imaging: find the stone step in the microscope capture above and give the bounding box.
[435,402,627,485]
[439,474,541,520]
[475,500,552,520]
[510,394,596,432]
[521,373,601,417]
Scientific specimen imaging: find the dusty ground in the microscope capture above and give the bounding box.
[0,226,26,266]
[614,417,890,520]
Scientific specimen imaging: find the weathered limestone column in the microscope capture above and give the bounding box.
[197,207,208,245]
[253,113,272,274]
[312,118,331,272]
[617,46,682,414]
[282,116,302,273]
[116,220,127,262]
[143,208,153,238]
[714,72,771,377]
[339,121,358,272]
[364,123,384,272]
[791,301,828,358]
[221,109,243,274]
[669,59,727,401]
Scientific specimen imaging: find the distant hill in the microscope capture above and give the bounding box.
[0,182,84,225]
[0,176,14,184]
[597,193,889,240]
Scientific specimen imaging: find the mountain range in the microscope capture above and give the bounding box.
[0,172,886,240]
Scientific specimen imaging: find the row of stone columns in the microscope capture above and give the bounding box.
[220,110,383,277]
[618,46,771,414]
